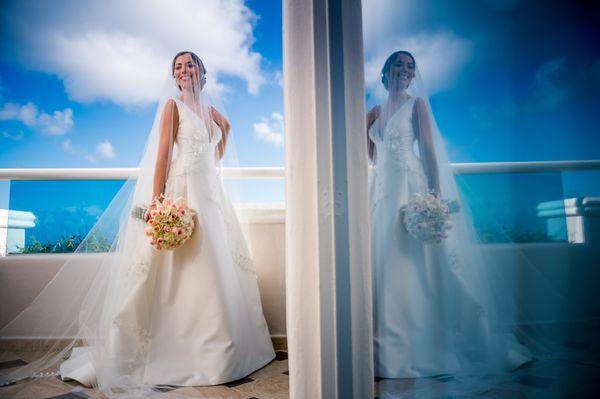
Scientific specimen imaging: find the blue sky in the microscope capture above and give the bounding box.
[0,0,284,169]
[1,0,598,169]
[363,0,600,162]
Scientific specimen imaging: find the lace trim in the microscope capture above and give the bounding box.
[208,179,256,274]
[125,249,152,280]
[111,318,152,369]
[177,138,213,156]
[0,370,60,387]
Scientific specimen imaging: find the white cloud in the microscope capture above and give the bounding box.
[0,103,38,126]
[60,138,116,162]
[83,205,104,217]
[3,0,265,106]
[1,130,24,141]
[38,108,74,135]
[0,102,74,135]
[274,70,284,87]
[61,139,76,154]
[363,32,472,100]
[528,57,600,111]
[253,112,284,147]
[362,0,472,99]
[63,205,103,217]
[97,140,116,159]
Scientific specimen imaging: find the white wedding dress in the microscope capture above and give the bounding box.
[369,97,529,380]
[60,97,275,387]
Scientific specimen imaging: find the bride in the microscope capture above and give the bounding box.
[367,50,530,395]
[1,51,275,396]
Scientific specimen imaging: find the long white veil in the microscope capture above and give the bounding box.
[368,50,598,397]
[0,51,253,398]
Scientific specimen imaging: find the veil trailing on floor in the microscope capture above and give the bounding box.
[368,50,599,397]
[0,52,255,398]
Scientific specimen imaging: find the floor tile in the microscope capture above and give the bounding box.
[45,392,90,399]
[0,359,28,371]
[224,377,254,388]
[232,374,289,399]
[248,359,288,381]
[0,353,23,363]
[194,385,248,398]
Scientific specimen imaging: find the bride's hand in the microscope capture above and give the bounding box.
[145,204,155,222]
[145,196,163,221]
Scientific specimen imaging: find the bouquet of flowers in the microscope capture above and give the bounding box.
[400,192,452,244]
[132,196,195,250]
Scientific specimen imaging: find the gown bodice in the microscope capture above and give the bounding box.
[172,98,222,164]
[368,97,425,177]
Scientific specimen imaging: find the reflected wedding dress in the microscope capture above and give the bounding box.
[369,97,529,379]
[60,97,275,387]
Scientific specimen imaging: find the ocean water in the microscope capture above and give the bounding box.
[2,170,598,254]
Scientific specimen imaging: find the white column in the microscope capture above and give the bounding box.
[283,0,373,398]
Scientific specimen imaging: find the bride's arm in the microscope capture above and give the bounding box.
[413,98,441,195]
[210,107,231,160]
[152,99,179,202]
[366,105,380,161]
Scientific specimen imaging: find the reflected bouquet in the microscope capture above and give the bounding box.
[400,192,452,244]
[132,197,196,250]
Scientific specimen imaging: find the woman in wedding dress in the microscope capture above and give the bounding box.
[367,50,530,395]
[1,51,274,397]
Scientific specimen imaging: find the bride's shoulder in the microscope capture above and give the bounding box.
[161,98,180,119]
[209,107,230,130]
[165,97,179,107]
[367,104,381,122]
[412,97,428,114]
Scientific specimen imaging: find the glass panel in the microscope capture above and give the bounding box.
[457,172,567,243]
[2,177,285,255]
[5,180,124,254]
[363,0,600,396]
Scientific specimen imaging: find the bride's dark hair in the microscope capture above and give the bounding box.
[381,50,416,90]
[171,50,207,90]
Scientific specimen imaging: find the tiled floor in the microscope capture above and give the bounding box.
[373,321,600,398]
[374,357,600,398]
[2,347,599,398]
[0,351,290,399]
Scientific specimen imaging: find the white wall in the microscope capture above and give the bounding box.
[2,227,599,339]
[0,220,287,337]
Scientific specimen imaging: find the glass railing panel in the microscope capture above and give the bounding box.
[4,180,125,254]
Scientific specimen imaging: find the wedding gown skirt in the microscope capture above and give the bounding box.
[369,97,529,379]
[60,98,275,387]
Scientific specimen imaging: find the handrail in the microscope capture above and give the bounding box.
[0,160,599,181]
[452,160,600,174]
[0,167,285,180]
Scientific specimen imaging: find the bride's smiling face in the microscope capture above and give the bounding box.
[173,53,200,90]
[388,53,415,90]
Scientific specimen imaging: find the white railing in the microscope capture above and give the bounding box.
[1,160,599,181]
[0,166,285,181]
[452,160,600,174]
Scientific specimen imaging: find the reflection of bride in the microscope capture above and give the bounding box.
[367,50,530,391]
[1,51,274,397]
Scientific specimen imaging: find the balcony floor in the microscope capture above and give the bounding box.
[0,350,290,399]
[2,349,599,397]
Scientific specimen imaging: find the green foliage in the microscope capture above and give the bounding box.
[476,226,555,243]
[17,234,112,254]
